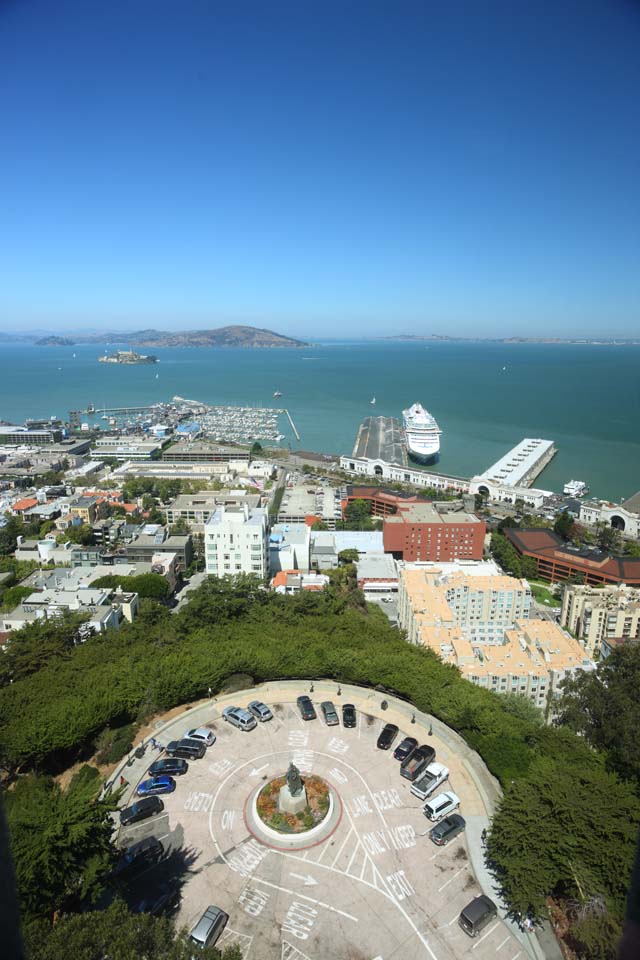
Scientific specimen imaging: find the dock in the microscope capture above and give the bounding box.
[353,416,408,466]
[285,409,301,442]
[474,438,557,488]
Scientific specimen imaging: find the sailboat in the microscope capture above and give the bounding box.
[370,397,376,405]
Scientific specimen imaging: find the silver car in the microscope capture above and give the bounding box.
[320,701,339,725]
[222,706,257,731]
[247,700,273,722]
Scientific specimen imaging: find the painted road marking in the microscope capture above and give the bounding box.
[290,872,318,887]
[253,877,358,923]
[121,812,168,833]
[249,763,269,776]
[282,940,313,960]
[328,737,350,755]
[208,758,235,777]
[438,866,467,893]
[329,766,348,785]
[385,870,415,901]
[282,900,318,940]
[221,809,236,830]
[331,826,355,866]
[496,935,511,950]
[238,886,270,917]
[184,791,214,812]
[471,922,499,949]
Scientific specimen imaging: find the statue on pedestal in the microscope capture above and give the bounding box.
[286,762,304,797]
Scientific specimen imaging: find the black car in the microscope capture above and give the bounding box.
[131,882,180,917]
[342,703,356,728]
[114,836,164,877]
[148,757,189,778]
[296,695,317,721]
[430,813,466,846]
[376,723,399,750]
[165,739,206,760]
[393,736,418,762]
[119,795,164,826]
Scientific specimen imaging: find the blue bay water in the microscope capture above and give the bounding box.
[0,340,638,501]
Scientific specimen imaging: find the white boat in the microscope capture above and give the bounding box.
[563,480,589,497]
[370,397,376,405]
[273,390,282,398]
[402,402,442,463]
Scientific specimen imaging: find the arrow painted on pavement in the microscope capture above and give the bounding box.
[289,872,318,887]
[250,763,270,776]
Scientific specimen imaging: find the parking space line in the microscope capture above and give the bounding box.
[448,912,461,926]
[429,851,439,861]
[357,713,362,739]
[496,935,511,951]
[471,922,499,949]
[358,855,368,881]
[509,953,521,960]
[331,826,354,866]
[313,841,330,864]
[120,813,169,833]
[345,842,359,876]
[437,866,466,893]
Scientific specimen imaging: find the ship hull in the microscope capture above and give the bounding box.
[407,445,440,465]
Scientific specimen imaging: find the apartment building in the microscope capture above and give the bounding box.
[561,583,640,658]
[205,504,268,578]
[398,564,590,709]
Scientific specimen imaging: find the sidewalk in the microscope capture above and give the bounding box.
[105,678,559,960]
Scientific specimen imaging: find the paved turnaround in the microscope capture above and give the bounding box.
[110,681,555,960]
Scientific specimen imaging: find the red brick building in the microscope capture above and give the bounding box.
[383,502,485,562]
[505,528,640,586]
[341,485,421,519]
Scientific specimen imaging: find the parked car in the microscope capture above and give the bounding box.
[400,744,436,782]
[183,726,216,747]
[222,706,257,731]
[114,836,164,877]
[131,882,180,917]
[136,775,176,797]
[393,736,418,761]
[342,703,356,727]
[165,739,206,760]
[423,791,461,822]
[119,795,164,826]
[247,700,273,722]
[430,813,466,846]
[458,895,497,938]
[376,723,399,750]
[189,904,229,950]
[410,762,449,801]
[320,700,339,725]
[296,695,317,721]
[148,757,188,778]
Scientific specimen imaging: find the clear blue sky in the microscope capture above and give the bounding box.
[1,0,639,338]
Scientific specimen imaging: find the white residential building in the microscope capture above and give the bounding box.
[205,504,268,579]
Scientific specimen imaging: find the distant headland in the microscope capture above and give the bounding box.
[20,325,309,348]
[381,334,640,345]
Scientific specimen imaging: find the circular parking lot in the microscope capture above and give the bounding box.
[116,682,530,960]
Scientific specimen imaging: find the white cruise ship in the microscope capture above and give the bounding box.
[402,402,442,463]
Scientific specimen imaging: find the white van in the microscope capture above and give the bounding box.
[423,791,460,822]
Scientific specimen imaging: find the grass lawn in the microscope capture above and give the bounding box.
[530,581,559,605]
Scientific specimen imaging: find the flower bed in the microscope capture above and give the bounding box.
[256,775,331,833]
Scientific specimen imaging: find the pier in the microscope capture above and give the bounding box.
[353,416,407,466]
[474,438,557,488]
[85,405,158,416]
[285,408,301,442]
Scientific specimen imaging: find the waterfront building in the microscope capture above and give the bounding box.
[89,436,166,461]
[561,583,640,658]
[0,426,62,445]
[205,504,268,578]
[579,492,640,540]
[161,441,250,464]
[383,501,485,562]
[505,528,640,586]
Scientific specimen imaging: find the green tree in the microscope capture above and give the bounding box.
[554,511,575,541]
[89,573,170,601]
[596,522,621,554]
[0,584,33,611]
[22,899,241,960]
[57,524,94,546]
[5,768,117,922]
[250,441,263,455]
[0,610,90,686]
[624,540,640,557]
[338,548,360,564]
[555,643,640,785]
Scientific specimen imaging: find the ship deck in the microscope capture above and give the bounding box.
[352,416,408,466]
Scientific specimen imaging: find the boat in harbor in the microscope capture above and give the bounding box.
[273,391,282,398]
[370,397,376,405]
[563,479,589,497]
[402,402,442,464]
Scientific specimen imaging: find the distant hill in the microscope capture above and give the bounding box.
[29,325,308,348]
[34,335,75,346]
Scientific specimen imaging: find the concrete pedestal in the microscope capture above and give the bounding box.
[278,784,308,815]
